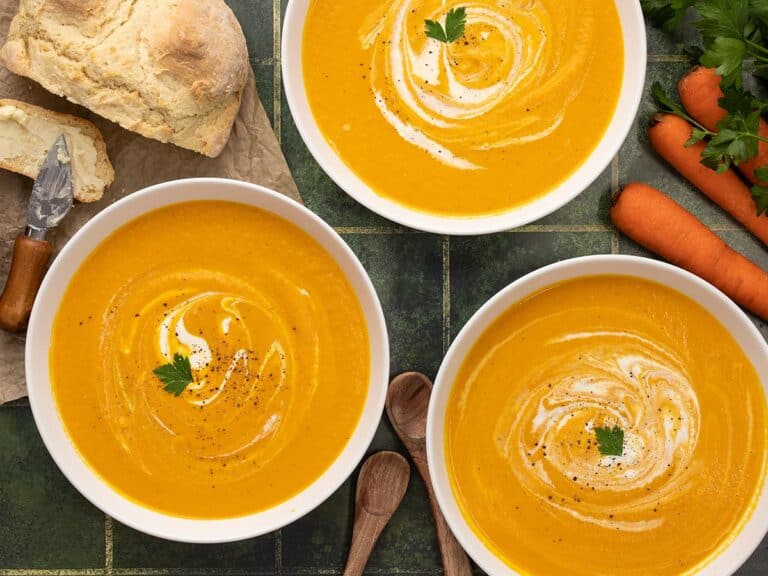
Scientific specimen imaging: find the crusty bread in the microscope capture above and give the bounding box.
[0,0,249,158]
[0,98,114,202]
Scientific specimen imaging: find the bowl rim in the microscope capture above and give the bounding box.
[426,254,768,576]
[281,0,648,235]
[25,177,390,543]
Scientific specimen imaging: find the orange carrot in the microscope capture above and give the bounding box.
[678,66,768,185]
[649,113,768,246]
[610,182,768,321]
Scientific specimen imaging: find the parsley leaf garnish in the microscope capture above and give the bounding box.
[693,0,768,88]
[700,36,748,87]
[701,87,767,171]
[641,0,694,32]
[595,426,625,457]
[153,353,194,396]
[695,0,750,42]
[751,185,768,214]
[751,167,768,214]
[425,7,467,44]
[752,0,768,26]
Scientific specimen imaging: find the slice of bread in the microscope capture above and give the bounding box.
[0,99,114,202]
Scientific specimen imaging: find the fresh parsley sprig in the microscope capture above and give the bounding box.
[642,0,768,88]
[642,0,695,32]
[425,7,467,44]
[153,353,194,396]
[701,87,768,171]
[695,0,767,88]
[594,426,625,457]
[751,166,768,211]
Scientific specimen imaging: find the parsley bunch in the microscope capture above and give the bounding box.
[645,0,768,87]
[642,0,768,214]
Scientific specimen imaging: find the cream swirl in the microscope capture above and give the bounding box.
[156,293,289,412]
[100,268,319,480]
[361,0,594,169]
[495,331,701,532]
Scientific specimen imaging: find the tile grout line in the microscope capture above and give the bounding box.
[647,54,690,62]
[104,515,114,575]
[0,569,447,576]
[275,528,283,576]
[611,154,620,254]
[334,225,618,235]
[510,224,611,233]
[250,56,276,66]
[442,236,451,355]
[0,570,106,575]
[272,0,282,143]
[335,226,417,235]
[334,224,757,235]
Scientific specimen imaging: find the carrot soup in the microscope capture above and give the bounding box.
[303,0,625,216]
[50,201,370,518]
[445,276,767,575]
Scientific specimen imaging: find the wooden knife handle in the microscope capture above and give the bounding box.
[0,234,52,332]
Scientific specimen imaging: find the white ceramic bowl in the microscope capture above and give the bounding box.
[25,178,389,543]
[427,255,768,575]
[282,1,647,235]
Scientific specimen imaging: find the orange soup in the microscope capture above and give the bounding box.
[50,201,370,518]
[303,0,624,216]
[446,276,766,575]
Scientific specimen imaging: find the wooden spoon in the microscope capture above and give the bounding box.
[343,451,410,576]
[386,372,473,576]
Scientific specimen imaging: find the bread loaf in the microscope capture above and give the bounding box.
[0,99,114,202]
[0,0,249,158]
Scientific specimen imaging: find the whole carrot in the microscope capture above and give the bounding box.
[649,113,768,246]
[611,182,768,321]
[678,66,768,185]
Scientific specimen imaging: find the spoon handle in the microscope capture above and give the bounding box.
[343,452,410,576]
[412,455,473,576]
[343,509,389,576]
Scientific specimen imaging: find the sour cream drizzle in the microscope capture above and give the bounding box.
[493,331,701,532]
[361,0,593,169]
[100,268,320,480]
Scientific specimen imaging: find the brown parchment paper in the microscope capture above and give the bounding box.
[0,0,301,404]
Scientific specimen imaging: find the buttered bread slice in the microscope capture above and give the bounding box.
[0,99,114,202]
[1,0,249,158]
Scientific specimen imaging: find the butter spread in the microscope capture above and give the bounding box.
[0,105,102,195]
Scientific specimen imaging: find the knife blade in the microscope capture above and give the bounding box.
[0,135,75,332]
[27,134,74,235]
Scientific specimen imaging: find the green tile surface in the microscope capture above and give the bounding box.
[0,407,105,570]
[1,2,767,575]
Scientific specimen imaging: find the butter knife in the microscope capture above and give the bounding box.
[0,135,74,332]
